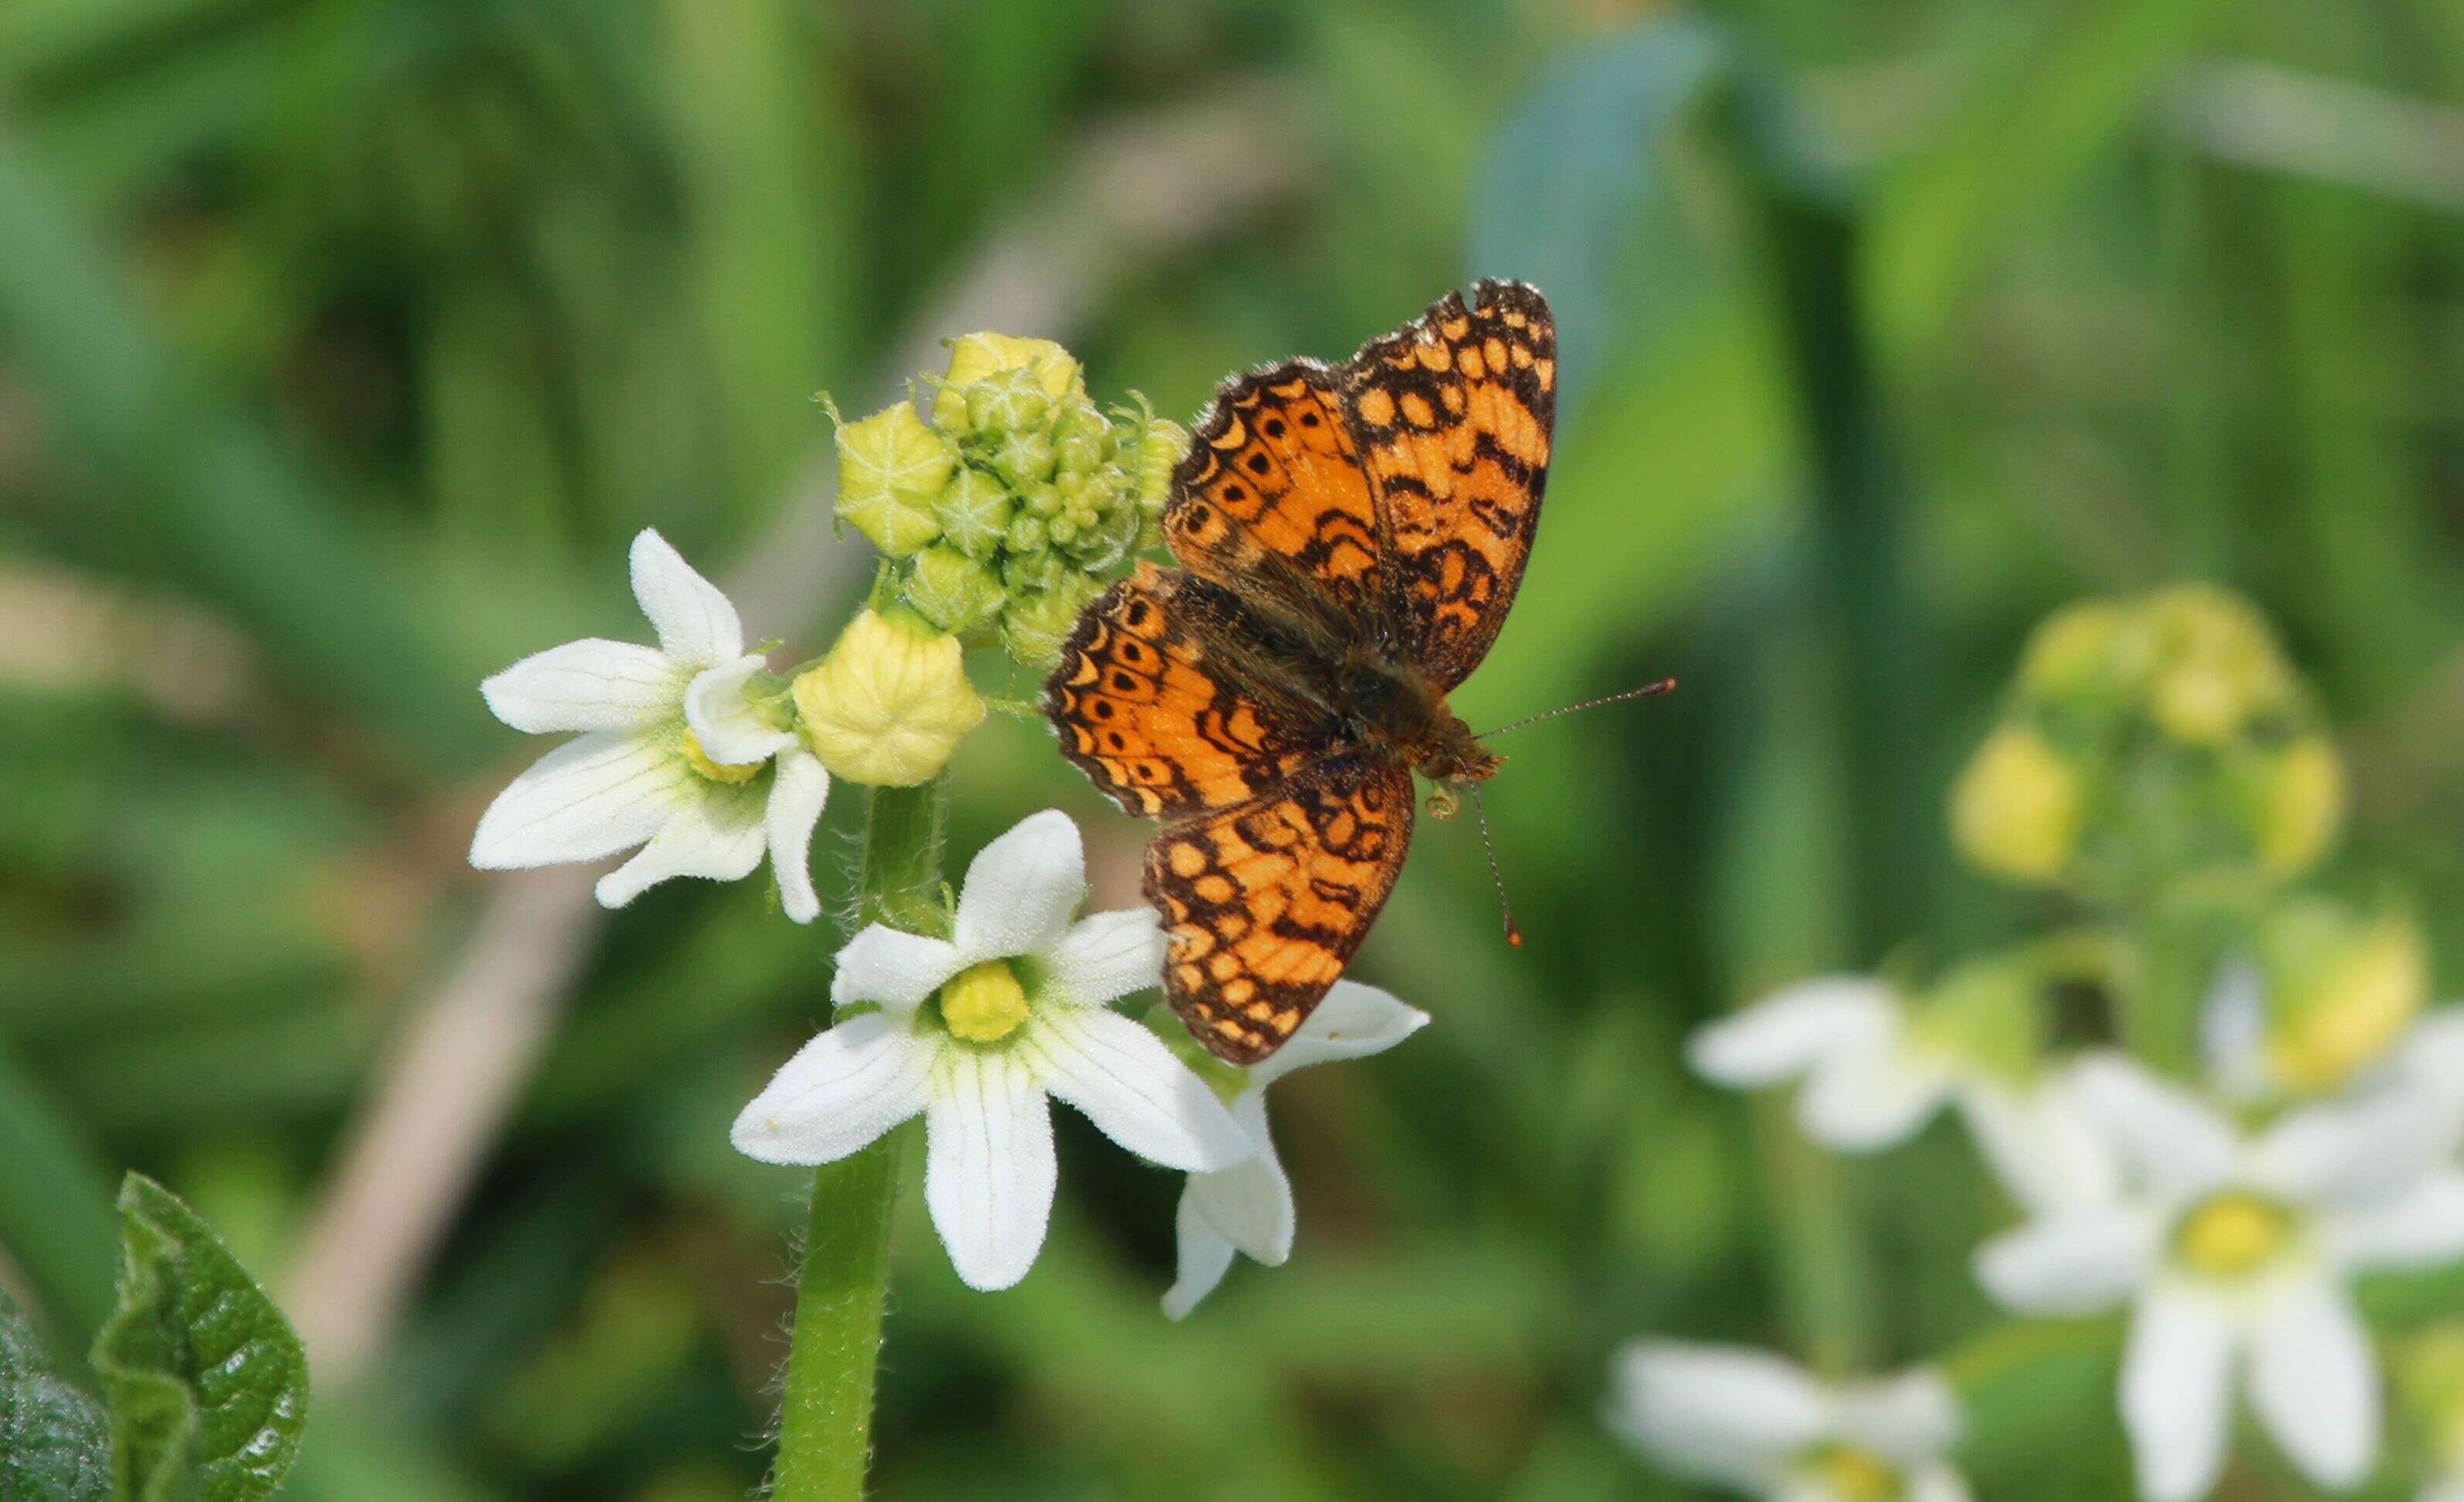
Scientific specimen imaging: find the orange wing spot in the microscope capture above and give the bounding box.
[1354,387,1395,426]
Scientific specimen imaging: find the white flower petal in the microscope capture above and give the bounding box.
[765,751,830,925]
[1189,1092,1293,1264]
[1909,1465,1974,1502]
[594,783,767,908]
[685,655,797,765]
[2248,1275,2379,1490]
[629,528,743,666]
[2251,1092,2445,1206]
[480,638,686,734]
[831,924,965,1011]
[1162,1186,1239,1321]
[923,1048,1057,1291]
[953,809,1084,962]
[1037,908,1164,1005]
[470,730,687,869]
[2323,1170,2464,1271]
[1975,1206,2159,1316]
[1687,977,1896,1086]
[1252,980,1429,1086]
[2121,1284,2237,1502]
[1604,1341,1830,1489]
[731,1012,931,1165]
[1027,1008,1250,1172]
[1960,1077,2121,1214]
[2069,1053,2238,1199]
[1837,1369,1960,1462]
[1796,1046,1954,1150]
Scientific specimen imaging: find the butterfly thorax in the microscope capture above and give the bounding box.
[1331,649,1501,785]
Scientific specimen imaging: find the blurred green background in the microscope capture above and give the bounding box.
[2,0,2460,1497]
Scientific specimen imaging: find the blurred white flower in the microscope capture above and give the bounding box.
[1689,977,2114,1213]
[1162,980,1427,1319]
[2380,1007,2464,1159]
[470,529,828,921]
[732,809,1252,1290]
[1606,1340,1971,1502]
[1976,1053,2464,1501]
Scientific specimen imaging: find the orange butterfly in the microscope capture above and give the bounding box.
[1044,282,1557,1062]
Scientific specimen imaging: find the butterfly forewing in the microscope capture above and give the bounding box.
[1345,281,1554,688]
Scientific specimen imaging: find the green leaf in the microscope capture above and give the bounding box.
[0,1283,110,1502]
[91,1175,307,1502]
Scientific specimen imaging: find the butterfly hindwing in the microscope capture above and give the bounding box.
[1047,564,1324,819]
[1343,279,1554,689]
[1145,755,1415,1065]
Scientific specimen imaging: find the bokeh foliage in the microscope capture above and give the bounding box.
[2,0,2459,1497]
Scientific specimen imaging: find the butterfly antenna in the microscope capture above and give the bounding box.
[1468,782,1523,948]
[1476,677,1677,740]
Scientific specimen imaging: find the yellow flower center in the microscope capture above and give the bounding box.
[681,729,763,785]
[2175,1191,2297,1280]
[939,960,1029,1044]
[1793,1444,1903,1502]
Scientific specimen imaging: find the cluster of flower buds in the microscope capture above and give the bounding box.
[829,333,1185,669]
[1950,586,2343,899]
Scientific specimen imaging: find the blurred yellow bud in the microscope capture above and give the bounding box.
[2261,903,2426,1095]
[1951,724,2083,884]
[938,959,1029,1044]
[1135,417,1189,516]
[833,402,954,559]
[2255,735,2344,875]
[793,608,984,786]
[2144,585,2289,747]
[2018,600,2138,701]
[933,333,1082,430]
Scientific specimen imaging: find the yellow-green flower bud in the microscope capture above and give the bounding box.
[992,430,1056,488]
[962,367,1053,438]
[1000,580,1099,670]
[2144,585,2290,747]
[1002,546,1067,597]
[1951,724,2084,884]
[1136,418,1189,516]
[933,465,1015,558]
[832,402,954,559]
[2252,734,2343,876]
[933,333,1082,430]
[1006,512,1049,555]
[1054,430,1106,477]
[902,546,1006,637]
[938,959,1030,1044]
[793,608,985,786]
[2258,901,2427,1095]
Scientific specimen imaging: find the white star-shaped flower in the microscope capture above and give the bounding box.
[1161,980,1427,1319]
[1690,977,2114,1213]
[1606,1340,1973,1502]
[470,529,828,920]
[1977,1052,2464,1501]
[732,809,1253,1290]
